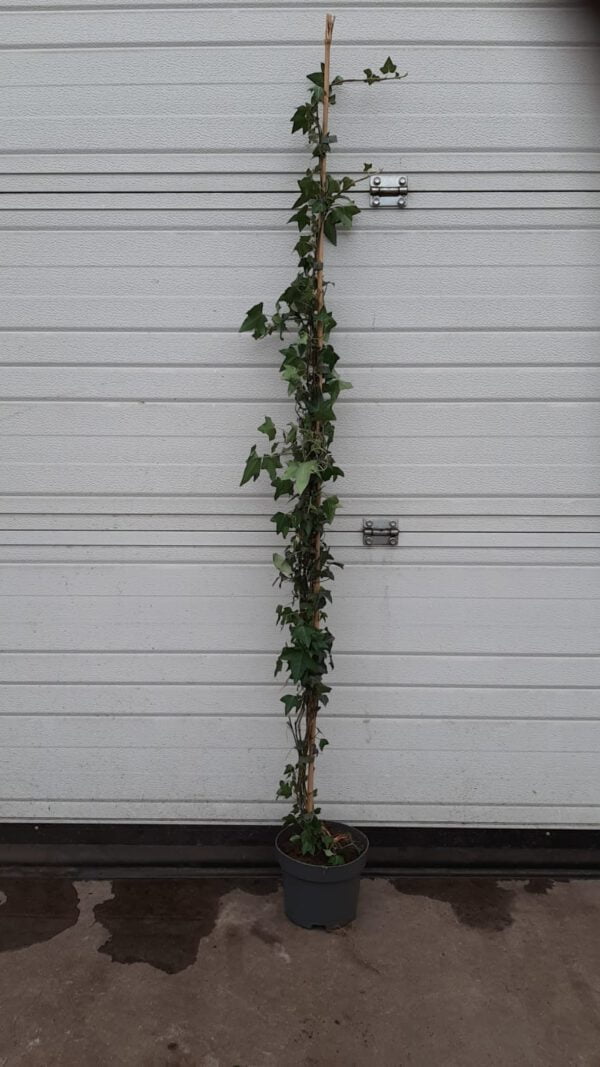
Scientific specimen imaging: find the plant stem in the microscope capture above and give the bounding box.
[305,11,335,815]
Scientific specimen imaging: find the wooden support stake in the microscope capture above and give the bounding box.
[306,12,335,815]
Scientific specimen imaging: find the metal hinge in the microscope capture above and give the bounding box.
[369,174,408,209]
[362,519,399,546]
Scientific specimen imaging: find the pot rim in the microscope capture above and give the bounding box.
[275,820,369,873]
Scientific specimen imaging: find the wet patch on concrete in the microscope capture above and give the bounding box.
[0,879,79,953]
[391,877,516,932]
[523,877,557,895]
[94,877,278,974]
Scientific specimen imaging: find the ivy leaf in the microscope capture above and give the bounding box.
[273,477,294,500]
[273,552,292,577]
[294,236,313,259]
[281,364,301,392]
[281,647,321,683]
[281,694,301,715]
[258,416,276,441]
[283,460,318,496]
[271,511,293,537]
[291,103,314,134]
[307,70,324,87]
[309,399,335,423]
[240,446,261,486]
[362,162,373,173]
[321,495,339,523]
[333,203,360,230]
[240,302,268,338]
[380,56,397,75]
[292,623,315,649]
[324,214,337,245]
[363,67,380,85]
[288,207,310,230]
[262,453,281,480]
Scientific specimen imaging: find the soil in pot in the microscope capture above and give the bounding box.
[278,826,365,867]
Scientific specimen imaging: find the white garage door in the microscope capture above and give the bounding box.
[1,1,600,825]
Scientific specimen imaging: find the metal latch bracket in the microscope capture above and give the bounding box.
[369,174,408,209]
[363,519,399,546]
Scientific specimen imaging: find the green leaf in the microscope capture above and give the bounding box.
[288,207,310,231]
[281,694,301,714]
[239,302,268,338]
[258,416,276,441]
[291,104,312,134]
[333,203,360,230]
[271,511,293,537]
[280,647,321,683]
[281,364,301,386]
[362,162,373,173]
[284,460,318,496]
[240,446,261,486]
[321,495,339,523]
[273,552,292,577]
[291,623,315,649]
[363,67,380,85]
[262,453,281,481]
[294,235,313,259]
[307,70,324,87]
[323,214,337,245]
[380,56,397,75]
[273,477,294,501]
[309,400,335,423]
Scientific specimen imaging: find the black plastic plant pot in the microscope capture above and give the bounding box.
[275,822,369,929]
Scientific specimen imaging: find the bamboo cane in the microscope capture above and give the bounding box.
[305,12,335,815]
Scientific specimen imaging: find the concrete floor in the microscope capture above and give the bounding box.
[0,875,599,1066]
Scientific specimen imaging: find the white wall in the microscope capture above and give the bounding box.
[1,0,600,824]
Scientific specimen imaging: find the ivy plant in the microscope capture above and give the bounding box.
[240,16,405,864]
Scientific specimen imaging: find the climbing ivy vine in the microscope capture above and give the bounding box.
[240,16,405,863]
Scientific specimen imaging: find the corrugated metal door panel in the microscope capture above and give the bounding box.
[1,1,599,824]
